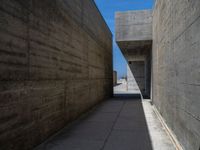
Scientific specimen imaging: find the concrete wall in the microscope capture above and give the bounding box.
[127,62,145,93]
[152,0,200,150]
[0,0,113,150]
[127,64,141,93]
[116,10,152,42]
[113,71,117,86]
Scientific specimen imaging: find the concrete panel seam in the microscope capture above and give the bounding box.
[99,101,126,150]
[175,106,200,122]
[174,13,200,42]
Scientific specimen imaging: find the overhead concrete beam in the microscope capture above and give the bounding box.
[116,10,152,42]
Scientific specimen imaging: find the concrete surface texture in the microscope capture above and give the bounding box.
[152,0,200,150]
[0,0,112,150]
[127,62,145,94]
[115,10,152,98]
[113,71,117,86]
[115,10,152,41]
[34,83,176,150]
[127,65,141,92]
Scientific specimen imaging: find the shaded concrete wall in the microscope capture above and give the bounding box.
[127,62,145,93]
[145,54,151,98]
[113,71,117,86]
[152,0,200,150]
[0,0,113,150]
[127,64,138,91]
[127,59,151,98]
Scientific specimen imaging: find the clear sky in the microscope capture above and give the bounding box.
[94,0,154,79]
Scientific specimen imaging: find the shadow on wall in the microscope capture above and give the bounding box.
[127,62,151,99]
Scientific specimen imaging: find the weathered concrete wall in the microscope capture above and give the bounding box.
[0,0,113,150]
[113,71,117,86]
[152,0,200,150]
[116,10,152,42]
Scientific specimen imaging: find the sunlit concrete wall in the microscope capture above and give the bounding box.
[0,0,112,150]
[152,0,200,149]
[116,10,152,41]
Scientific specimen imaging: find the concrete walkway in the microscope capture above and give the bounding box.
[35,94,176,150]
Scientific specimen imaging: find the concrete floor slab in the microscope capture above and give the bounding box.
[85,112,118,123]
[36,139,104,150]
[34,86,176,150]
[96,101,123,113]
[103,130,152,150]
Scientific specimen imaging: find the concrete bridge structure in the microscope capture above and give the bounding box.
[0,0,200,150]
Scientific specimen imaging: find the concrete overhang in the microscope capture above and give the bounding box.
[115,10,152,62]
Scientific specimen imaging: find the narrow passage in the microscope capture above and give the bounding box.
[35,85,176,150]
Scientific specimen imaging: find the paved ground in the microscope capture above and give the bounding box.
[34,96,176,149]
[114,80,140,95]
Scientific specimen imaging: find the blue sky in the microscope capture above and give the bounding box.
[95,0,154,78]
